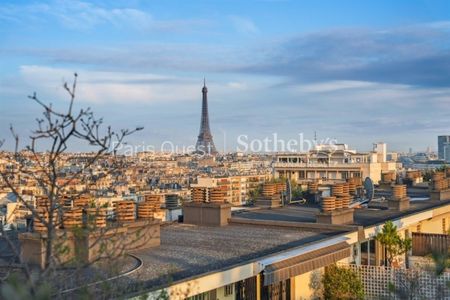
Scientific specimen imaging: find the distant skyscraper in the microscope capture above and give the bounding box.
[195,79,217,155]
[438,136,450,161]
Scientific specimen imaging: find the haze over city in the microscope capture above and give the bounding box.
[3,1,450,299]
[1,0,450,152]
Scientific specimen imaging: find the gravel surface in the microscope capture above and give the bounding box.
[129,222,327,288]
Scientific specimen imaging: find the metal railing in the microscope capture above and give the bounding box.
[273,162,363,169]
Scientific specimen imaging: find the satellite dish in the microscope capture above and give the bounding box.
[286,180,292,204]
[363,177,374,202]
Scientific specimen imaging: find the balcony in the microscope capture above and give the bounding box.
[273,162,363,169]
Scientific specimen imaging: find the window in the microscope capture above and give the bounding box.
[187,290,216,300]
[224,284,234,296]
[187,293,206,300]
[360,239,376,266]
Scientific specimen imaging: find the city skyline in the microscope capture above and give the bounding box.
[1,0,450,152]
[2,3,450,298]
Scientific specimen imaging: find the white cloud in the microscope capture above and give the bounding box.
[16,65,287,106]
[285,80,450,119]
[227,81,248,90]
[229,15,259,35]
[0,0,206,32]
[292,80,376,93]
[19,65,200,104]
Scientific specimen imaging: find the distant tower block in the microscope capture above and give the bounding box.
[195,79,217,155]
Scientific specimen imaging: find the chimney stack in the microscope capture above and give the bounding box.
[316,183,354,225]
[429,171,450,201]
[388,184,410,211]
[183,186,231,226]
[254,182,282,208]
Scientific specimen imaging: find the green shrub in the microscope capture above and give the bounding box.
[322,264,364,300]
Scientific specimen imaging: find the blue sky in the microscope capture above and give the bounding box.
[1,0,449,153]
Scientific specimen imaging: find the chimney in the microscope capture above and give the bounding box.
[388,184,410,211]
[22,197,160,269]
[316,183,354,225]
[380,171,396,189]
[183,187,231,226]
[254,182,282,208]
[429,171,450,201]
[405,170,422,187]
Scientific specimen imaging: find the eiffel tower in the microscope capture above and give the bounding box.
[195,79,217,155]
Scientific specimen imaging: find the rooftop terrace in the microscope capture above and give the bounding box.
[233,197,450,228]
[128,221,343,290]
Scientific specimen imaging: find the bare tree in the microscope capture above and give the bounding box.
[0,73,148,298]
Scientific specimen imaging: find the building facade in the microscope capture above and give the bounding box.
[191,174,270,205]
[273,143,397,183]
[438,135,450,162]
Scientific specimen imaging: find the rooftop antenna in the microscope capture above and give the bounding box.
[203,77,206,87]
[314,131,317,142]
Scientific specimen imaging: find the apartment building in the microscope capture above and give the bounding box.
[191,174,270,205]
[274,143,398,184]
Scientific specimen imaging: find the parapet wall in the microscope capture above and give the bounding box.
[19,219,160,269]
[183,202,232,226]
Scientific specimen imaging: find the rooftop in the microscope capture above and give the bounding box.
[233,193,450,228]
[128,221,342,290]
[80,187,450,297]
